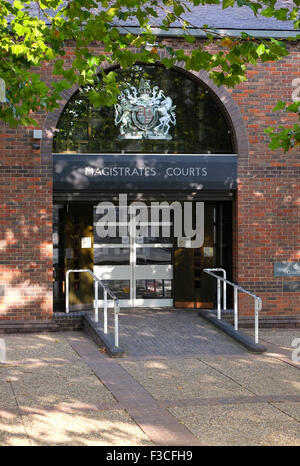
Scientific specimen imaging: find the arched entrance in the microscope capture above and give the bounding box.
[42,64,247,311]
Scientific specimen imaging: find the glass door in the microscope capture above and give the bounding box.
[93,204,131,306]
[132,209,173,307]
[93,204,174,307]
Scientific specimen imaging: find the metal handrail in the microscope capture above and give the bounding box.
[205,268,227,312]
[65,269,120,347]
[203,268,262,344]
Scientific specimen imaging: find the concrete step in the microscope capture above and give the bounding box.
[0,320,60,334]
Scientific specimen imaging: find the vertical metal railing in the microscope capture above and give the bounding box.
[203,268,262,344]
[65,269,120,347]
[208,268,227,318]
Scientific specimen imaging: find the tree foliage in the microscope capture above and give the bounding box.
[265,100,300,151]
[0,0,299,150]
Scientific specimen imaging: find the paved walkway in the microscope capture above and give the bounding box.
[0,317,300,445]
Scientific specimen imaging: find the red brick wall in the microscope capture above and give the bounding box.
[231,43,300,315]
[0,124,53,320]
[0,40,299,320]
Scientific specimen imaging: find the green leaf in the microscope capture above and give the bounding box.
[286,102,300,113]
[183,34,195,44]
[222,0,235,8]
[256,43,265,56]
[107,7,117,18]
[272,100,287,112]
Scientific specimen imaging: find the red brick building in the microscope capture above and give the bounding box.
[0,5,299,324]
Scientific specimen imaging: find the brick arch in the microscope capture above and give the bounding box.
[41,61,248,160]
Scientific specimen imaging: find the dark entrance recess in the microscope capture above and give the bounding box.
[53,205,64,311]
[174,202,232,308]
[53,200,233,310]
[53,204,94,311]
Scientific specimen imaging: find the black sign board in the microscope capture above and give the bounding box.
[53,154,237,191]
[283,281,300,292]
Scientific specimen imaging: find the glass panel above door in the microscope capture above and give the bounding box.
[94,247,130,266]
[53,65,234,155]
[136,247,172,265]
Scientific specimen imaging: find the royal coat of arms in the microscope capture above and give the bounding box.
[114,78,176,140]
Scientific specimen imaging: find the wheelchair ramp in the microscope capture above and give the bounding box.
[112,308,247,357]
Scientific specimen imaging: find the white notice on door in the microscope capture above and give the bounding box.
[81,237,92,248]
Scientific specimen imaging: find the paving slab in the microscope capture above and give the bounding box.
[0,380,18,410]
[0,409,31,446]
[272,402,300,422]
[120,358,253,400]
[22,408,152,446]
[5,361,117,409]
[3,333,82,362]
[198,355,300,396]
[169,403,300,446]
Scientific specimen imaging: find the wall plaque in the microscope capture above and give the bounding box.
[283,281,300,292]
[274,262,300,277]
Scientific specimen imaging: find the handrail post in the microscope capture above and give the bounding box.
[104,289,108,334]
[217,279,221,320]
[223,270,227,311]
[234,287,238,330]
[203,268,262,345]
[66,271,69,314]
[255,298,259,344]
[95,280,98,323]
[114,301,119,348]
[65,269,120,346]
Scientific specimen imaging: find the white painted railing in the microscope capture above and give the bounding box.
[65,269,120,347]
[203,268,262,344]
